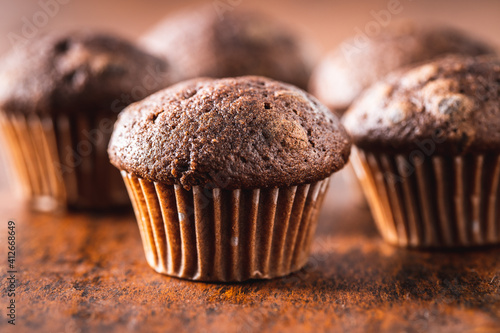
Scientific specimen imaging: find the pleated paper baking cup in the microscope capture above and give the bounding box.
[121,171,330,281]
[0,111,129,211]
[350,147,500,248]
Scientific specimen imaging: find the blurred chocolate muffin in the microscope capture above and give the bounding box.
[309,21,496,114]
[0,31,168,211]
[343,55,500,248]
[109,76,350,281]
[140,7,316,89]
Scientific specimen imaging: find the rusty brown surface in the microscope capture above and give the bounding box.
[0,1,500,332]
[0,182,499,333]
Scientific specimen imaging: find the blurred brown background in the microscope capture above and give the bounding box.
[0,0,499,195]
[0,0,499,57]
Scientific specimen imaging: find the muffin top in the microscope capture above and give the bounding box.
[0,32,168,115]
[140,7,315,90]
[342,55,500,155]
[309,21,495,114]
[109,76,351,189]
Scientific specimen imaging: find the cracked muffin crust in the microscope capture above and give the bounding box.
[309,21,495,114]
[108,76,351,190]
[0,31,168,115]
[342,55,500,154]
[140,7,316,90]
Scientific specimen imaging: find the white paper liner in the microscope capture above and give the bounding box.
[121,171,330,281]
[351,147,500,248]
[0,111,128,211]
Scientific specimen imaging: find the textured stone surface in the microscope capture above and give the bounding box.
[0,188,499,333]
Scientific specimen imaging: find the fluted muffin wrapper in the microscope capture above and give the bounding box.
[351,147,500,248]
[121,171,330,282]
[0,111,128,211]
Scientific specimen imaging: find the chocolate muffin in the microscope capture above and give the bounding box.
[0,32,168,211]
[310,21,495,115]
[343,55,500,248]
[140,7,316,90]
[108,76,351,281]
